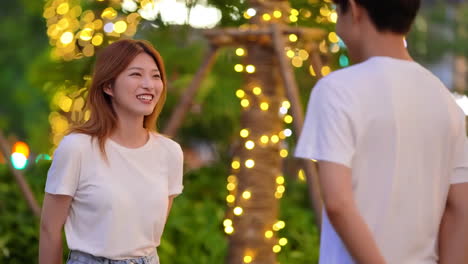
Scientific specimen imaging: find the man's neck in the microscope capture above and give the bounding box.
[356,31,413,63]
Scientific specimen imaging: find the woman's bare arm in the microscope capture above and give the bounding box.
[39,194,73,264]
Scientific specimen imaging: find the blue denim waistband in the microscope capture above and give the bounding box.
[68,250,158,264]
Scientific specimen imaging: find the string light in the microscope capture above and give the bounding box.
[288,34,298,42]
[236,48,246,56]
[252,87,262,95]
[262,13,272,21]
[234,207,244,216]
[246,65,256,73]
[245,159,255,168]
[242,191,252,200]
[236,89,246,98]
[240,129,250,138]
[235,64,244,72]
[245,140,255,150]
[260,102,269,111]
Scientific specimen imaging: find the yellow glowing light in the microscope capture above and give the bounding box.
[273,10,282,18]
[56,3,70,15]
[298,169,306,181]
[83,44,95,57]
[291,9,299,16]
[252,87,262,95]
[245,140,255,150]
[275,192,283,199]
[234,207,244,216]
[280,149,289,158]
[328,32,340,43]
[331,44,340,53]
[79,28,93,41]
[224,219,233,227]
[114,20,128,33]
[277,185,286,193]
[241,99,250,108]
[236,48,246,56]
[228,175,237,183]
[225,226,234,234]
[101,7,117,20]
[91,34,104,46]
[289,34,298,42]
[321,66,331,76]
[245,159,255,168]
[242,191,252,199]
[234,64,244,72]
[59,96,73,112]
[279,238,288,246]
[265,230,274,238]
[286,50,295,58]
[320,6,331,17]
[319,40,328,53]
[260,102,269,111]
[240,129,250,138]
[282,101,291,109]
[309,65,317,76]
[330,11,338,23]
[60,32,74,45]
[226,194,236,203]
[246,65,256,73]
[273,245,282,253]
[298,49,309,60]
[263,14,272,21]
[244,256,253,263]
[236,89,246,98]
[84,110,91,121]
[289,15,298,22]
[277,221,286,229]
[260,135,269,144]
[279,131,286,140]
[292,57,303,68]
[232,161,241,169]
[276,176,285,185]
[227,183,236,191]
[284,115,293,124]
[271,135,279,143]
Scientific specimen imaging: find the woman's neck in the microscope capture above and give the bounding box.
[111,115,149,148]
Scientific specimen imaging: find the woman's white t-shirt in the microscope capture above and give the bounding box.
[45,132,184,260]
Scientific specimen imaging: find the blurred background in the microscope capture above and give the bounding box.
[0,0,467,263]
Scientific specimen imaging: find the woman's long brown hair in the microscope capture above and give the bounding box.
[70,39,167,156]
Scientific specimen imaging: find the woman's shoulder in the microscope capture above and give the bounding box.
[151,132,182,154]
[57,133,93,151]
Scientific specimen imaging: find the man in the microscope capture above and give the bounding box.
[295,0,468,263]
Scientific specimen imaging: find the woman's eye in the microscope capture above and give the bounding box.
[130,72,141,76]
[153,75,161,79]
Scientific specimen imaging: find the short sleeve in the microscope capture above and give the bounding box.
[168,142,184,196]
[295,80,356,168]
[45,135,82,196]
[451,112,468,184]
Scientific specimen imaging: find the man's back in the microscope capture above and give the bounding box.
[296,56,467,263]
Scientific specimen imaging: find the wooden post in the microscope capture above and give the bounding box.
[0,131,41,218]
[271,23,323,228]
[163,46,220,137]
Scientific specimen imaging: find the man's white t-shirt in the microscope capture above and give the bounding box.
[45,132,184,260]
[295,56,468,264]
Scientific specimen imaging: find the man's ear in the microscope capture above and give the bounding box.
[348,0,363,24]
[103,83,113,97]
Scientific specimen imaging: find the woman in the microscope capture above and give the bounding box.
[39,39,183,264]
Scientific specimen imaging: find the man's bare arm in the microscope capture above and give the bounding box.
[439,183,468,264]
[318,161,386,264]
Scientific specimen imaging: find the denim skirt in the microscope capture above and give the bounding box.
[66,250,159,264]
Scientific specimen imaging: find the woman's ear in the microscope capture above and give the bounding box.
[103,83,113,97]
